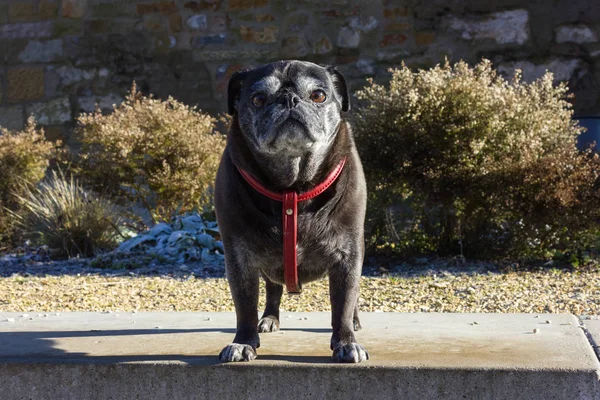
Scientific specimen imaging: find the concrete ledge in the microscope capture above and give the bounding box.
[1,312,599,399]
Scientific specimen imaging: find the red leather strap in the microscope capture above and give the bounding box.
[282,191,300,293]
[236,157,347,294]
[298,157,346,201]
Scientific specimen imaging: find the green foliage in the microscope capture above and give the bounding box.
[75,83,226,225]
[355,59,600,259]
[0,118,56,245]
[10,170,125,258]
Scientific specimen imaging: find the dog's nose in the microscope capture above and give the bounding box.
[281,92,300,109]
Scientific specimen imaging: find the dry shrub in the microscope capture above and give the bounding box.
[355,59,600,259]
[0,118,56,245]
[76,83,226,225]
[11,170,124,258]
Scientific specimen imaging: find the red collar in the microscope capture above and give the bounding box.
[237,157,347,294]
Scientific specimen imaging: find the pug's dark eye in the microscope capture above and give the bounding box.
[310,90,326,103]
[251,93,266,108]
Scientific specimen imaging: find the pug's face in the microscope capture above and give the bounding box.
[228,61,350,157]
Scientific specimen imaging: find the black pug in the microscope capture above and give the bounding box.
[215,60,368,363]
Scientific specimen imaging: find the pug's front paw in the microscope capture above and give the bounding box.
[219,343,257,362]
[332,343,369,363]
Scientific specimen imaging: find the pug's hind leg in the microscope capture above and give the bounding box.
[353,302,362,331]
[258,273,283,333]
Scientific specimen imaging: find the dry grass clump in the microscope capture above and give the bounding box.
[10,171,125,258]
[76,83,226,225]
[0,118,56,245]
[355,59,600,259]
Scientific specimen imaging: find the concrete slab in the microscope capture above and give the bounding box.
[581,316,600,360]
[0,312,598,400]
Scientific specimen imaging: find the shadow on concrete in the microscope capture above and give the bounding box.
[0,328,335,365]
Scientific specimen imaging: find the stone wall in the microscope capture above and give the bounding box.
[1,0,599,142]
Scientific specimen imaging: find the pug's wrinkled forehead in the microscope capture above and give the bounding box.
[228,60,350,115]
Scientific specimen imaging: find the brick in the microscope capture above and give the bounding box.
[52,19,82,36]
[85,19,110,34]
[0,5,8,24]
[383,7,409,18]
[9,2,38,23]
[385,22,411,31]
[39,0,59,19]
[255,13,275,22]
[379,33,408,47]
[62,0,87,18]
[183,1,222,12]
[416,31,435,46]
[143,15,165,32]
[209,15,228,33]
[136,2,177,15]
[43,125,66,142]
[239,25,277,43]
[7,67,45,103]
[169,13,183,32]
[228,0,268,11]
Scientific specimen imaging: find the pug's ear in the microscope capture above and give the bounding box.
[327,66,350,112]
[227,70,249,115]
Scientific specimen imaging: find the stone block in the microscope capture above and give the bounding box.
[26,97,71,125]
[349,16,379,33]
[84,19,111,34]
[192,48,275,61]
[18,39,63,63]
[0,21,53,39]
[77,93,124,113]
[556,24,598,44]
[136,1,178,15]
[313,35,333,54]
[190,33,226,47]
[0,106,25,131]
[183,0,222,12]
[8,2,38,23]
[446,9,529,46]
[62,0,87,18]
[240,25,278,43]
[498,58,586,83]
[281,35,309,58]
[187,14,207,30]
[54,66,97,87]
[337,27,360,48]
[7,67,45,103]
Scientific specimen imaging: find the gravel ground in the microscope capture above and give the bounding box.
[1,253,599,315]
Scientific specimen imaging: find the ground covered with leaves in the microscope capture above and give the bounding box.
[1,258,598,315]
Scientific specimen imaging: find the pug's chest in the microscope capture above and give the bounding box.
[251,214,344,270]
